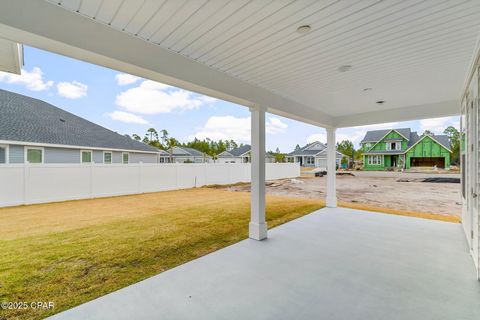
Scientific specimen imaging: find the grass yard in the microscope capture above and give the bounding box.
[0,188,324,320]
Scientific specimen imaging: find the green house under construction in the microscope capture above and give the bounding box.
[360,128,452,170]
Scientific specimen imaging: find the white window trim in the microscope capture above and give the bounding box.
[103,151,113,164]
[0,144,9,164]
[368,155,383,165]
[24,146,44,164]
[122,152,129,164]
[80,150,93,164]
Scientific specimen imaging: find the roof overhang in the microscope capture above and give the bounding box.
[0,0,476,128]
[0,37,22,74]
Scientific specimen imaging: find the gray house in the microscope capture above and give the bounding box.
[285,141,343,168]
[169,146,211,163]
[0,89,160,164]
[217,145,275,163]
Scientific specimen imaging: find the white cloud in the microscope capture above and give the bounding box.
[266,117,288,134]
[106,111,148,124]
[57,81,88,99]
[115,73,141,86]
[419,116,459,134]
[188,115,288,142]
[115,80,213,114]
[0,67,53,91]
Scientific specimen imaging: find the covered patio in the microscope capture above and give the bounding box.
[49,207,480,320]
[0,1,479,318]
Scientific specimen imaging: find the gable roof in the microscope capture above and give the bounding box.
[362,128,451,154]
[361,128,411,143]
[170,146,206,157]
[288,141,327,156]
[0,89,158,153]
[405,134,452,152]
[228,145,251,157]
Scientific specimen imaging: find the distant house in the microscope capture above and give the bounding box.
[168,146,211,163]
[360,128,452,170]
[0,89,161,164]
[217,145,275,163]
[285,141,343,168]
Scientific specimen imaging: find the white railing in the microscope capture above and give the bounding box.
[0,163,300,207]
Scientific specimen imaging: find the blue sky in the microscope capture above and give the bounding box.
[0,46,459,152]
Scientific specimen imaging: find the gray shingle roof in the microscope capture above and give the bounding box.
[0,89,158,153]
[228,144,251,157]
[288,141,327,156]
[361,128,411,143]
[171,146,205,157]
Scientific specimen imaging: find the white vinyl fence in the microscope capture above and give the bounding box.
[0,163,300,207]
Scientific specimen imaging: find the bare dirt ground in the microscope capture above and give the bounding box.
[221,171,462,218]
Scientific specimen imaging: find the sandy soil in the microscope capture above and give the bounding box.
[224,172,462,217]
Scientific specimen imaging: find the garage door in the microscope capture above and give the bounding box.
[316,158,327,168]
[410,157,445,168]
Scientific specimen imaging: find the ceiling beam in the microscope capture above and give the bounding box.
[334,100,461,128]
[0,0,334,128]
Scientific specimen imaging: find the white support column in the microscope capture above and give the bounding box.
[249,106,267,240]
[326,127,337,208]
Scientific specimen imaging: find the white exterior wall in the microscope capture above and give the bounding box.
[0,163,300,207]
[461,44,480,278]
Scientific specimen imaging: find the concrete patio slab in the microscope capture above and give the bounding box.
[49,208,480,320]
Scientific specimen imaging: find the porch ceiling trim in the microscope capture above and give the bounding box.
[0,0,334,128]
[334,99,460,128]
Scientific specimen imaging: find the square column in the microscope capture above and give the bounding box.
[326,127,337,208]
[249,106,267,240]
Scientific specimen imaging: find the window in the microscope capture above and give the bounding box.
[81,150,92,163]
[26,147,43,164]
[306,156,315,165]
[0,145,7,164]
[368,155,382,165]
[122,152,129,164]
[104,152,112,164]
[386,142,401,151]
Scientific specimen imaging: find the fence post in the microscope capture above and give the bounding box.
[23,163,29,205]
[138,161,143,193]
[90,161,94,199]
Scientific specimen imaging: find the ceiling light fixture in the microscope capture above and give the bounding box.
[338,65,352,72]
[296,25,311,34]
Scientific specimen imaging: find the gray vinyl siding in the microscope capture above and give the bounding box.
[112,151,123,164]
[3,143,157,164]
[129,153,157,163]
[44,147,79,163]
[93,150,103,163]
[9,145,24,163]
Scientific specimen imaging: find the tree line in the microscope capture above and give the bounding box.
[126,128,287,161]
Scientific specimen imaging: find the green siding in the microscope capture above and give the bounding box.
[405,136,451,169]
[362,131,451,170]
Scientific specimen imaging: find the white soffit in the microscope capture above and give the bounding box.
[1,0,480,127]
[0,38,22,74]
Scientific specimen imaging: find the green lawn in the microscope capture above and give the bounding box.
[0,188,324,319]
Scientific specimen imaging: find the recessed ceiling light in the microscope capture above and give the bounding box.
[338,65,352,72]
[296,25,311,34]
[376,100,385,105]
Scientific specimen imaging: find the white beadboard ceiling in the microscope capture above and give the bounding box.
[7,0,480,125]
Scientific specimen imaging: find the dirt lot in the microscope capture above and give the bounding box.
[222,171,462,218]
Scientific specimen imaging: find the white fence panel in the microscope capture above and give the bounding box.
[0,163,300,207]
[0,165,24,206]
[28,165,91,203]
